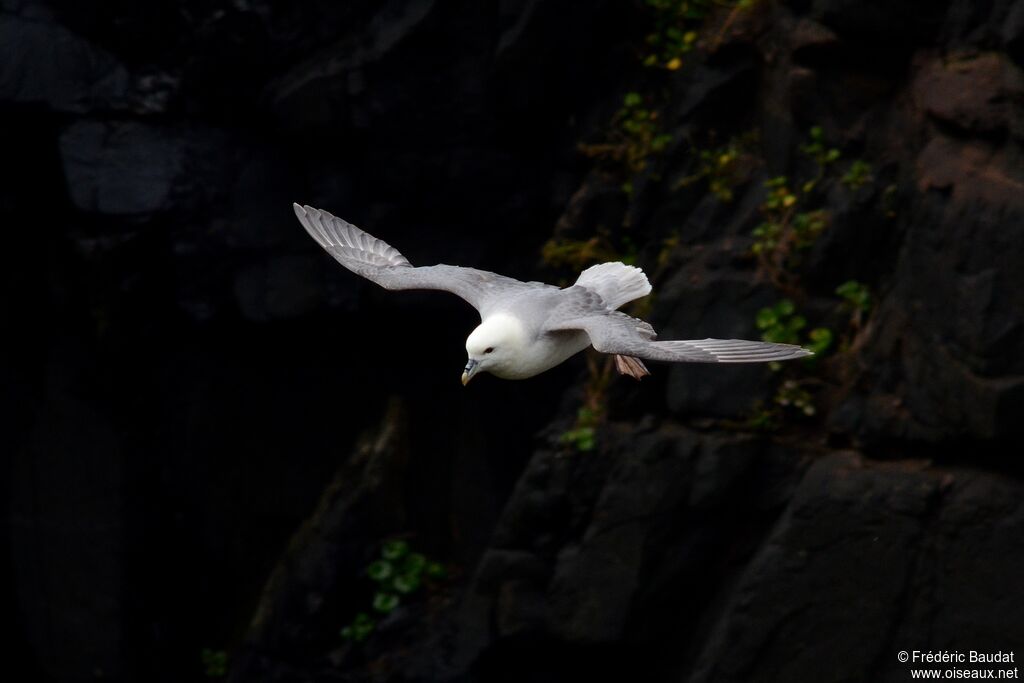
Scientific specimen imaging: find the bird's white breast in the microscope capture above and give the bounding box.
[508,329,591,379]
[477,313,589,379]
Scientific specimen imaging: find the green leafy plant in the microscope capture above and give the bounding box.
[790,210,828,250]
[806,326,834,355]
[340,540,447,644]
[835,279,872,329]
[619,92,674,171]
[676,130,759,202]
[741,129,880,430]
[799,125,841,193]
[756,299,832,355]
[752,175,829,272]
[840,160,873,189]
[835,280,870,313]
[642,0,711,69]
[755,299,804,345]
[642,0,757,70]
[560,407,598,452]
[340,612,374,643]
[578,92,672,193]
[751,126,849,289]
[200,649,228,679]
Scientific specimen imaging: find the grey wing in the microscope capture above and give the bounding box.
[546,298,812,363]
[294,203,533,312]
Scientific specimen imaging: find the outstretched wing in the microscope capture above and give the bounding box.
[545,291,811,363]
[294,204,538,312]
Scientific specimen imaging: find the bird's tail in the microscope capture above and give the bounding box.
[575,262,652,310]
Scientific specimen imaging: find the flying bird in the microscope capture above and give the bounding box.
[293,204,811,384]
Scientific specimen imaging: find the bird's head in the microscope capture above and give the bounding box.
[462,313,527,385]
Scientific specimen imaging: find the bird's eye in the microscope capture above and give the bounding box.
[485,347,494,354]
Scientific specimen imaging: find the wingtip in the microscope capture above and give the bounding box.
[765,341,814,360]
[785,345,814,360]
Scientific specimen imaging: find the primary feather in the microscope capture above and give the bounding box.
[293,203,543,313]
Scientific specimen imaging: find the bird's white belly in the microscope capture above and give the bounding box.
[493,330,592,379]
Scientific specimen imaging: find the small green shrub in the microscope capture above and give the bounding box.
[642,0,710,69]
[799,126,841,192]
[560,407,599,452]
[755,299,804,345]
[618,91,673,174]
[841,160,873,189]
[835,280,871,313]
[578,92,672,189]
[560,426,596,452]
[340,613,374,643]
[806,327,834,356]
[835,279,872,329]
[642,0,757,69]
[756,299,832,357]
[340,540,447,644]
[790,210,828,249]
[751,126,848,285]
[676,130,760,202]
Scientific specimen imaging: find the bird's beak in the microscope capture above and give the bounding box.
[461,359,480,386]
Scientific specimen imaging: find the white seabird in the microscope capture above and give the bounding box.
[292,204,811,384]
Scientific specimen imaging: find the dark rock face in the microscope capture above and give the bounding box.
[0,12,128,113]
[689,453,1024,683]
[60,122,188,214]
[3,0,1023,682]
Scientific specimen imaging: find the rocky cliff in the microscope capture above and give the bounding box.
[2,0,1022,681]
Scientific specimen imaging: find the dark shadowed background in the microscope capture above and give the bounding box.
[2,0,1023,681]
